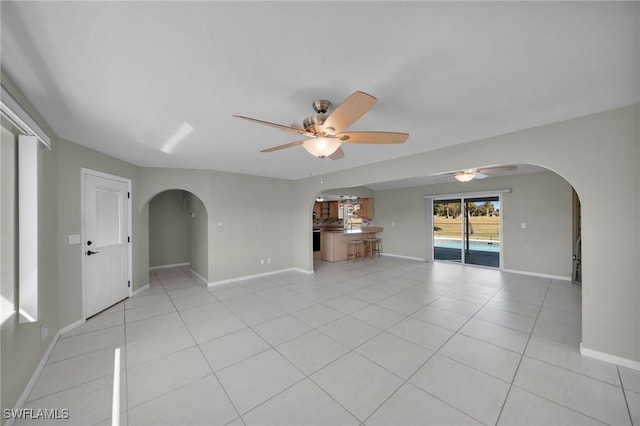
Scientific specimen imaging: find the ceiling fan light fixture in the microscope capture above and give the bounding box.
[454,171,476,182]
[303,137,342,158]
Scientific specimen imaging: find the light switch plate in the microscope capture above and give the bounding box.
[68,234,81,245]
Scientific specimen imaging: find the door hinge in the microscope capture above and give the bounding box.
[128,236,130,243]
[128,280,131,288]
[127,192,130,199]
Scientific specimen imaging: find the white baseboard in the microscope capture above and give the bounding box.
[580,343,640,371]
[293,267,315,275]
[208,267,308,287]
[502,268,571,281]
[132,283,150,296]
[382,253,426,262]
[189,268,209,286]
[59,319,85,336]
[149,262,190,270]
[8,318,85,426]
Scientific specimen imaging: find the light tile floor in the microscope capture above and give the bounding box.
[17,257,640,425]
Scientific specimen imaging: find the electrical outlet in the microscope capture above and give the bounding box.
[260,259,264,265]
[41,324,48,341]
[267,258,271,264]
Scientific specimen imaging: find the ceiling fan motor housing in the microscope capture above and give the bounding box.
[303,114,327,135]
[312,99,331,114]
[303,100,332,134]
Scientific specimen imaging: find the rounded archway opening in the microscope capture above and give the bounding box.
[147,189,209,283]
[307,163,584,351]
[307,165,582,278]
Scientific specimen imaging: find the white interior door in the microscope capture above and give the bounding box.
[84,173,130,317]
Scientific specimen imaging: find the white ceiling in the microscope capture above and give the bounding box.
[363,163,548,191]
[1,2,638,181]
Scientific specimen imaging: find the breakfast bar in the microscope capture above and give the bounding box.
[320,227,383,262]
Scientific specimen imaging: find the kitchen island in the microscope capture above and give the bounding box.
[320,227,382,262]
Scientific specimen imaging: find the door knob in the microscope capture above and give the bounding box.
[86,250,101,256]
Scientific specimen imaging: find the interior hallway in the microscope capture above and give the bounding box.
[16,258,640,425]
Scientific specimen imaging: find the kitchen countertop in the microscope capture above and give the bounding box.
[320,227,383,235]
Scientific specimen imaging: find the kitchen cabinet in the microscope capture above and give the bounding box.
[313,202,322,218]
[316,202,330,219]
[358,198,375,219]
[329,201,339,219]
[320,229,382,262]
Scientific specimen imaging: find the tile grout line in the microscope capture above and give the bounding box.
[494,278,553,425]
[156,268,248,426]
[122,271,229,418]
[228,264,566,424]
[111,263,597,426]
[507,383,618,425]
[23,309,128,405]
[214,278,364,424]
[227,259,422,423]
[617,365,635,426]
[360,271,514,425]
[44,333,125,366]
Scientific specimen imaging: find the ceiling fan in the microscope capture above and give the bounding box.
[233,91,409,159]
[449,165,518,182]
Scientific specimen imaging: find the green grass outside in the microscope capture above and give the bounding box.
[433,216,500,241]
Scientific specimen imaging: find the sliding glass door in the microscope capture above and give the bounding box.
[433,196,501,268]
[463,196,500,267]
[433,200,463,262]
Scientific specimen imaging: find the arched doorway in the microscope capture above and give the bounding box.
[307,166,582,279]
[147,189,208,282]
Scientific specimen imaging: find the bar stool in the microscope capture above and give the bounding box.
[347,240,365,261]
[365,238,382,257]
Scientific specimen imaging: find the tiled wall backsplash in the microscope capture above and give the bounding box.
[313,218,374,227]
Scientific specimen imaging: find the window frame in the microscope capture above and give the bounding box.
[1,84,51,323]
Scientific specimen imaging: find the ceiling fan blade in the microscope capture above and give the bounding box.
[323,91,377,134]
[338,131,409,144]
[329,147,345,160]
[260,140,305,153]
[476,165,517,174]
[233,115,312,136]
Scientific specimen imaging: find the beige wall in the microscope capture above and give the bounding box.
[149,190,191,267]
[187,192,208,280]
[374,171,573,278]
[500,172,573,276]
[55,138,141,327]
[148,190,209,280]
[292,104,640,363]
[138,167,295,282]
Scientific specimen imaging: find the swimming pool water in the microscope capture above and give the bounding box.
[435,238,500,253]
